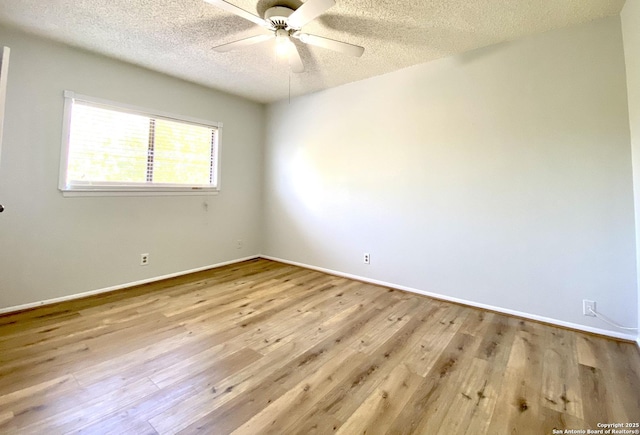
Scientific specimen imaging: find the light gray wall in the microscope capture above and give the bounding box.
[621,0,640,341]
[263,16,637,335]
[0,27,264,309]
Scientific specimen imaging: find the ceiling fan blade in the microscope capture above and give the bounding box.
[287,0,335,29]
[288,41,304,73]
[296,33,364,57]
[204,0,267,27]
[213,33,274,52]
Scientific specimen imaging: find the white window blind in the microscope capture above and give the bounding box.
[59,91,221,196]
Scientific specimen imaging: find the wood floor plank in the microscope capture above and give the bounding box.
[0,258,638,434]
[579,363,612,428]
[596,339,640,422]
[403,303,468,377]
[78,349,261,434]
[385,332,482,434]
[435,356,491,435]
[228,348,367,435]
[19,376,159,433]
[334,363,423,435]
[486,328,546,435]
[540,328,584,420]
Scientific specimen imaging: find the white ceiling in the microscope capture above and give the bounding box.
[0,0,626,103]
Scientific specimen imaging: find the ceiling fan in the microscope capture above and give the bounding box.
[204,0,365,73]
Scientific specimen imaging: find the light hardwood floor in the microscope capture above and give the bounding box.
[0,259,638,434]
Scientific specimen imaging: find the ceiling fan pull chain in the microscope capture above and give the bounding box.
[289,69,291,104]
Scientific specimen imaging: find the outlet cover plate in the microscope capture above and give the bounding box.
[583,299,596,317]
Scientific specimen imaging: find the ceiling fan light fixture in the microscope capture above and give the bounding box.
[275,28,290,57]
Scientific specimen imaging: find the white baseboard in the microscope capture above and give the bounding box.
[0,255,260,315]
[261,255,638,342]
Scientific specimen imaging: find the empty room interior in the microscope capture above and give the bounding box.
[1,0,640,433]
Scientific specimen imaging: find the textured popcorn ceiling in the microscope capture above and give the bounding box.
[0,0,626,103]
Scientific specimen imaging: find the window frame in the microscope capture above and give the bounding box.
[59,90,223,197]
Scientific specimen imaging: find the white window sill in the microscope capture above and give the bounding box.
[60,188,220,197]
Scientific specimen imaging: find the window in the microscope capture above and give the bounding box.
[59,91,221,196]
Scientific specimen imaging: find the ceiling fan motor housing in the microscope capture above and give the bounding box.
[264,6,295,29]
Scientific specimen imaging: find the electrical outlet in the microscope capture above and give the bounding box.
[140,253,149,266]
[583,299,596,317]
[363,253,370,264]
[237,239,243,250]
